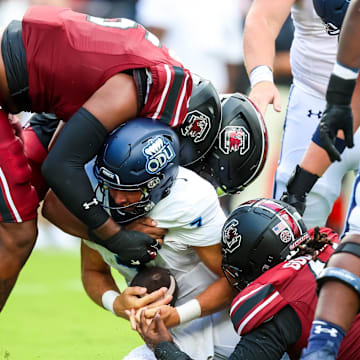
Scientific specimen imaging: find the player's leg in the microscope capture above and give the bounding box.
[0,220,37,309]
[300,170,360,359]
[273,85,360,228]
[0,109,39,310]
[274,85,332,226]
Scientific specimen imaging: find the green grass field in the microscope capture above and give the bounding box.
[0,248,143,360]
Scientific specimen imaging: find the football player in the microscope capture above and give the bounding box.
[243,0,360,230]
[41,93,267,359]
[133,198,360,360]
[296,1,360,359]
[43,117,239,360]
[0,5,193,311]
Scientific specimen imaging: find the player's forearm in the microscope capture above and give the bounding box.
[196,277,234,317]
[299,141,332,177]
[172,278,233,326]
[244,12,276,74]
[243,0,291,74]
[81,268,120,309]
[337,0,360,70]
[42,108,111,231]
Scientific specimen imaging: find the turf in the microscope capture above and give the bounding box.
[0,249,143,360]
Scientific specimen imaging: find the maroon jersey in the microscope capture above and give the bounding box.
[230,227,360,360]
[22,6,192,125]
[0,110,38,222]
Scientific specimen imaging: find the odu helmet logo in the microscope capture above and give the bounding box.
[222,219,242,253]
[181,110,211,143]
[143,136,175,174]
[219,126,250,155]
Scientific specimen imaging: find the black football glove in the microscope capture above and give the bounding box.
[280,165,319,216]
[319,73,356,162]
[319,104,353,162]
[89,229,161,267]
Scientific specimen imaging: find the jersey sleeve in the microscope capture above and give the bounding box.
[149,167,226,247]
[230,283,288,336]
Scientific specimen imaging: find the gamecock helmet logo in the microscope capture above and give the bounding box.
[219,125,250,155]
[181,110,211,143]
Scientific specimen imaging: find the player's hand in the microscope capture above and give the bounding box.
[136,309,174,351]
[125,217,168,241]
[248,82,282,116]
[140,304,180,329]
[114,286,172,317]
[89,229,161,267]
[9,114,24,143]
[319,103,354,162]
[280,165,319,216]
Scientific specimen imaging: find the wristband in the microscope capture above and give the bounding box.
[249,65,274,88]
[333,61,359,80]
[176,299,201,324]
[304,319,345,358]
[326,73,357,105]
[317,267,360,297]
[102,290,120,315]
[287,165,319,195]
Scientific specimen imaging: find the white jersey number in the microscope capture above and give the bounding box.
[87,16,161,48]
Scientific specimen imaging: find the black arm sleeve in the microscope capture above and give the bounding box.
[229,305,302,360]
[42,107,109,229]
[153,306,301,360]
[155,342,193,360]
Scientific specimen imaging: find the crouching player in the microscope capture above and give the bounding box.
[132,198,360,360]
[42,118,240,360]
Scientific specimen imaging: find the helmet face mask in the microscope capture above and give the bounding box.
[222,263,256,292]
[94,182,156,222]
[221,198,308,291]
[94,118,179,224]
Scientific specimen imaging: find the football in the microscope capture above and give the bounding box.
[130,266,178,306]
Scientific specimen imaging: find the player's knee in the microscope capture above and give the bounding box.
[0,221,37,260]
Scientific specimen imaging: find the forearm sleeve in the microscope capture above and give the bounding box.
[229,305,302,360]
[155,342,193,360]
[42,107,109,229]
